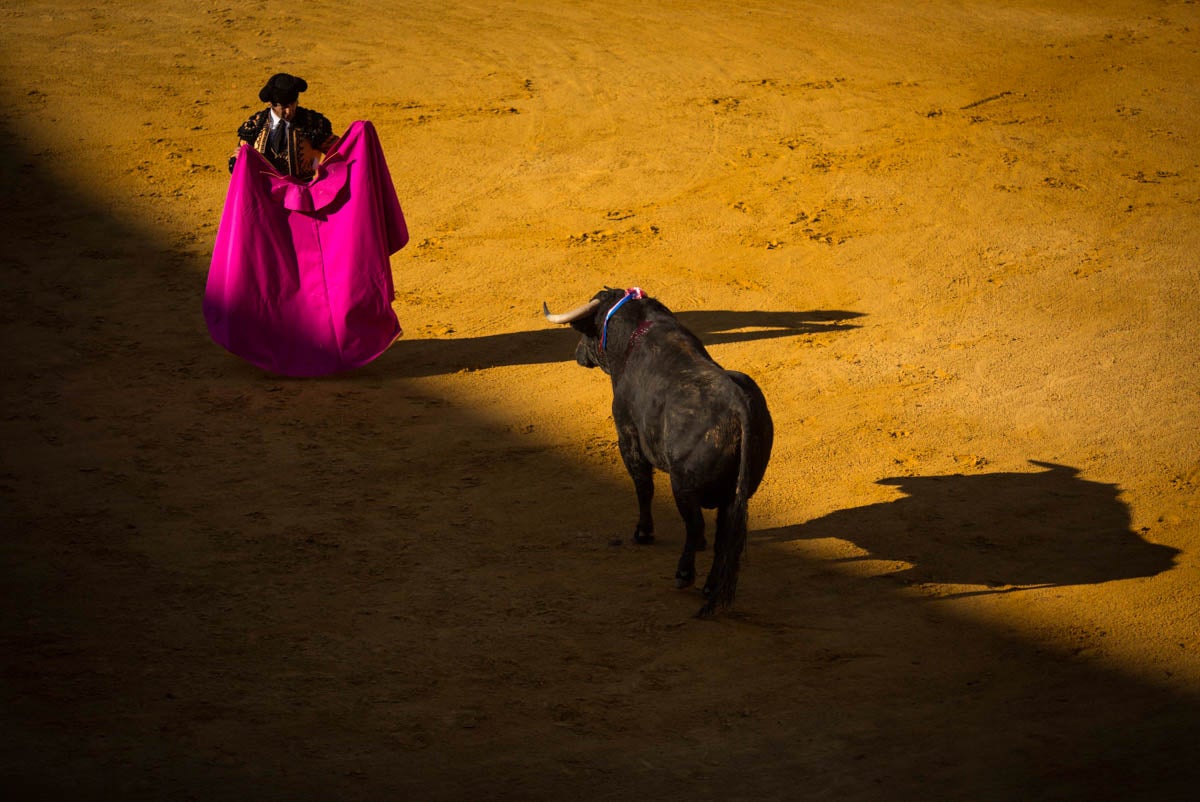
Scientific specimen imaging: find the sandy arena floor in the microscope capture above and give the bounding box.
[2,1,1198,799]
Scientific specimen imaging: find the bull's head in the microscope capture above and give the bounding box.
[543,287,639,373]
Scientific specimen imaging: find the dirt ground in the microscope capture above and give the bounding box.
[2,1,1199,799]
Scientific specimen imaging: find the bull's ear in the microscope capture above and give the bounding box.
[569,315,599,336]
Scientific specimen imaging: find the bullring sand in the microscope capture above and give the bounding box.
[2,1,1198,798]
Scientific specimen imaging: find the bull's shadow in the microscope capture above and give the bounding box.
[374,309,863,378]
[757,461,1179,596]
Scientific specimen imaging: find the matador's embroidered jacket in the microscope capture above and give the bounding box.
[230,106,336,179]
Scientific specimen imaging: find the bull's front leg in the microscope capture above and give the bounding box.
[671,480,706,589]
[617,429,655,544]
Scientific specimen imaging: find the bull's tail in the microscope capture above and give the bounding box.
[699,402,753,617]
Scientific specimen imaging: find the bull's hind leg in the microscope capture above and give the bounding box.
[618,432,655,544]
[671,482,706,589]
[699,499,746,617]
[702,503,733,599]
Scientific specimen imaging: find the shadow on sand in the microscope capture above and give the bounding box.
[756,460,1180,596]
[377,309,863,378]
[4,112,1198,800]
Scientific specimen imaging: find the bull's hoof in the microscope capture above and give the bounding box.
[675,570,696,589]
[694,601,718,619]
[633,530,655,545]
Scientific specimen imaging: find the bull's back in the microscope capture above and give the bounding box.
[614,326,772,499]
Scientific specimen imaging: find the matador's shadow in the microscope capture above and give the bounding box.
[376,309,862,378]
[757,461,1179,596]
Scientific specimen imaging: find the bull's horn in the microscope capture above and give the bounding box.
[543,298,600,324]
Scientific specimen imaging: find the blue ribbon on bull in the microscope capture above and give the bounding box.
[600,287,646,353]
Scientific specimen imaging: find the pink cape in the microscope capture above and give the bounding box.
[204,120,408,377]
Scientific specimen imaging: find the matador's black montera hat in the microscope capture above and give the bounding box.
[259,73,307,105]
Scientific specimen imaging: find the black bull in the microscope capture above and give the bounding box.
[545,288,773,617]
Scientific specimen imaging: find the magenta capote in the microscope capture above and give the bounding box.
[204,120,408,376]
